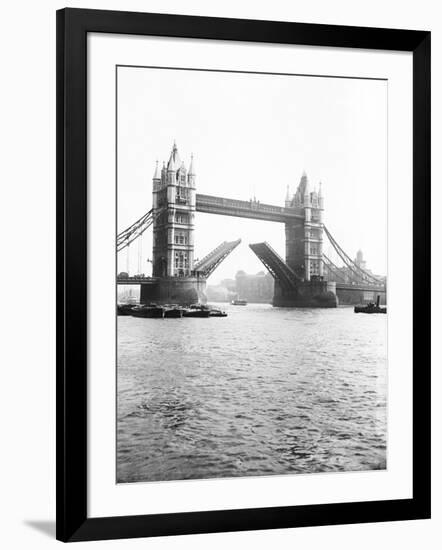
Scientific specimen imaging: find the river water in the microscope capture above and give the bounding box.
[117,304,387,483]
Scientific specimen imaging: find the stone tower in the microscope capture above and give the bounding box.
[285,173,324,281]
[152,142,196,278]
[354,249,366,270]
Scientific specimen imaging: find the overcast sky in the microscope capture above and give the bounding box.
[117,66,387,283]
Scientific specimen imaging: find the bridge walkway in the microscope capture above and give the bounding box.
[249,242,300,290]
[193,239,241,278]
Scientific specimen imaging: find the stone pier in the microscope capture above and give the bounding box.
[140,277,207,306]
[273,280,338,308]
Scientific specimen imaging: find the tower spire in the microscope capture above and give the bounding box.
[167,140,181,171]
[153,160,160,180]
[285,185,291,207]
[188,153,196,176]
[303,172,310,193]
[303,172,311,206]
[318,181,324,211]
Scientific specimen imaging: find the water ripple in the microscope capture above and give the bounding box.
[117,303,387,483]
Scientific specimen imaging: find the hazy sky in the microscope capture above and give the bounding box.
[117,66,387,282]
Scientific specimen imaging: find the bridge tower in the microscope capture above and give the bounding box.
[152,142,196,278]
[285,172,324,281]
[140,142,206,305]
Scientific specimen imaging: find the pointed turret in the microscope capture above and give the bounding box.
[152,160,161,193]
[188,153,196,176]
[153,160,160,180]
[303,172,311,207]
[188,153,196,187]
[318,181,324,210]
[285,185,291,207]
[311,184,318,207]
[298,171,308,195]
[167,141,181,172]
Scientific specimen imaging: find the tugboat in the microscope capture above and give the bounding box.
[354,295,386,314]
[131,304,165,318]
[231,299,247,306]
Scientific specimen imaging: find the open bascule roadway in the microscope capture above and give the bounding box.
[117,143,386,307]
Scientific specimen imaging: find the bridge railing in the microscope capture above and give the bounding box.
[116,275,158,284]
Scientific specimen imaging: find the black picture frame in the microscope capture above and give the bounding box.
[56,7,431,542]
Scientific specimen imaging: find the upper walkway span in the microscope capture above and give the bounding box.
[195,194,303,223]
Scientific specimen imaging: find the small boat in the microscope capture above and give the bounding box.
[117,304,136,316]
[231,299,247,306]
[131,305,165,318]
[354,295,386,314]
[164,306,184,318]
[209,308,228,317]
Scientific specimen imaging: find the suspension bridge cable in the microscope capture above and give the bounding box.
[117,209,152,241]
[323,253,369,284]
[322,254,348,283]
[117,208,164,253]
[323,225,382,284]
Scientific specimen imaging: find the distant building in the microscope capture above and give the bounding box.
[117,287,139,303]
[206,284,230,302]
[354,249,367,270]
[235,270,274,303]
[220,278,236,292]
[206,271,274,303]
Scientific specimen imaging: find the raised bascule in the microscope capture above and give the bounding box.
[117,142,386,307]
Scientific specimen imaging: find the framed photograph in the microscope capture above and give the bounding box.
[56,8,431,542]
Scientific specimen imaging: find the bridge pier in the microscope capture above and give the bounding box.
[140,277,207,306]
[273,280,338,308]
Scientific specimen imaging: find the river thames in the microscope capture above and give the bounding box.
[117,304,387,483]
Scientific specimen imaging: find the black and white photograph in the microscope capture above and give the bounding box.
[0,0,436,545]
[116,65,388,484]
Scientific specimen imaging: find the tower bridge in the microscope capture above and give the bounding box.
[117,142,386,307]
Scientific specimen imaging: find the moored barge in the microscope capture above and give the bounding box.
[131,305,165,318]
[231,299,247,306]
